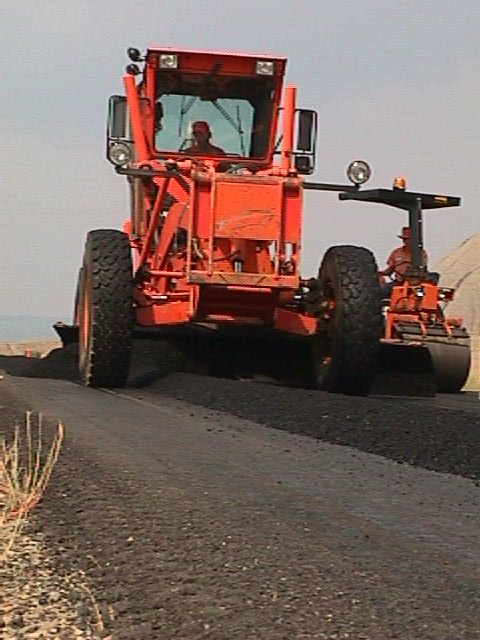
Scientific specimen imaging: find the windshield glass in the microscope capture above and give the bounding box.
[155,71,275,159]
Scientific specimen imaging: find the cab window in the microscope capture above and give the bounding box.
[155,71,275,159]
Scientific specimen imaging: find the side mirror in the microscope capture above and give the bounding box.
[107,95,129,140]
[106,96,133,167]
[107,95,151,140]
[294,155,313,174]
[294,109,317,175]
[297,110,315,153]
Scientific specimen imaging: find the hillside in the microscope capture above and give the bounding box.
[435,234,480,334]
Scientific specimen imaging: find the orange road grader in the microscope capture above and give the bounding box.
[55,46,470,395]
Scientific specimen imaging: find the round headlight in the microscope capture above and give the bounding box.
[346,160,371,185]
[109,142,132,167]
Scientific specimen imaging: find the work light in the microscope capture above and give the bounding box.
[160,54,178,69]
[256,60,274,75]
[108,142,132,167]
[127,47,144,62]
[346,160,371,186]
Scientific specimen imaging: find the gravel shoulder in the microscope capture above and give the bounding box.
[1,527,103,639]
[0,384,102,639]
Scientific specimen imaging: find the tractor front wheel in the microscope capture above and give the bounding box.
[79,229,133,387]
[312,245,383,396]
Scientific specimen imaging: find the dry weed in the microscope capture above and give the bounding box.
[0,411,64,561]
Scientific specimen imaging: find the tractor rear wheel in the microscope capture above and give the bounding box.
[312,245,383,396]
[79,229,133,387]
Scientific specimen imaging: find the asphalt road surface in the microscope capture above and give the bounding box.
[1,357,479,639]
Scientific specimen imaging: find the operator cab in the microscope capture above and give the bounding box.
[107,47,318,175]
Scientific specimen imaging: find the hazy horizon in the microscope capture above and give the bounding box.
[0,315,62,341]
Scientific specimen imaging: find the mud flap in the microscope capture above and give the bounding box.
[53,322,79,347]
[52,322,169,348]
[372,340,436,397]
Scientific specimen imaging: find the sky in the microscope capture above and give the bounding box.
[1,1,479,319]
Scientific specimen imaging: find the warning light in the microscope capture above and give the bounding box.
[393,176,407,190]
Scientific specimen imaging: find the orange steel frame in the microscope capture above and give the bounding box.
[337,187,464,346]
[122,49,318,336]
[384,281,462,341]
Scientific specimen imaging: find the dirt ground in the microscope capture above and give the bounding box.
[1,344,480,639]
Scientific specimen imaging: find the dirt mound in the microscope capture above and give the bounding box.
[147,371,480,481]
[0,339,202,386]
[0,331,315,389]
[127,339,203,386]
[0,344,79,381]
[435,233,480,333]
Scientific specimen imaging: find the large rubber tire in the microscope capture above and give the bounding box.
[79,230,133,387]
[313,245,383,396]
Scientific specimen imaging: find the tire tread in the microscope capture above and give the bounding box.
[80,229,133,387]
[316,245,383,395]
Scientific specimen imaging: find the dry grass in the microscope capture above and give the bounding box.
[0,412,64,561]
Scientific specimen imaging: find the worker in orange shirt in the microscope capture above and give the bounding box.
[379,226,428,298]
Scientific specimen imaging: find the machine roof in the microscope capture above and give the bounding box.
[147,46,286,63]
[339,189,461,210]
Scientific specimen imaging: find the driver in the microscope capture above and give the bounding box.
[378,226,428,298]
[183,121,225,155]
